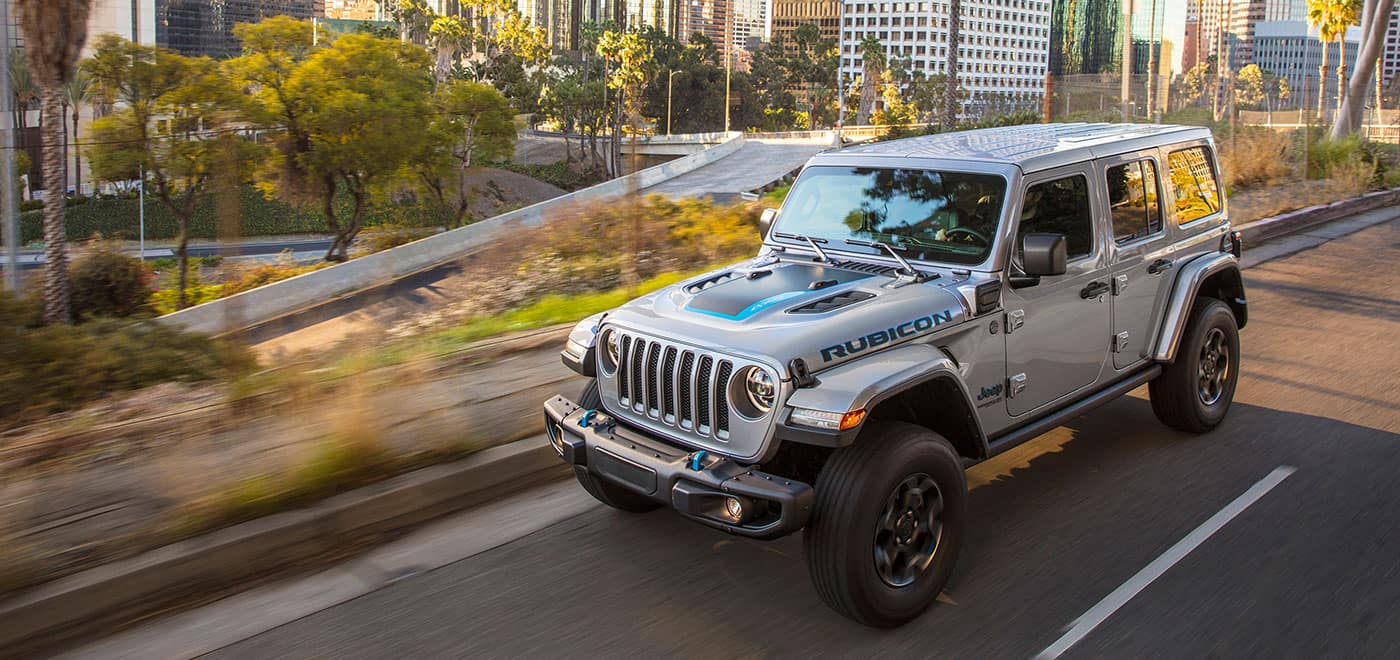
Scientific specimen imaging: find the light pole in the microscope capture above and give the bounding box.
[723,8,732,133]
[667,70,680,136]
[836,0,845,136]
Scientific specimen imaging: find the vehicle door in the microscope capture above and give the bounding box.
[1099,151,1172,369]
[1003,166,1112,418]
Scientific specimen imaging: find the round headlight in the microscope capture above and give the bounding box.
[744,367,776,414]
[600,329,621,373]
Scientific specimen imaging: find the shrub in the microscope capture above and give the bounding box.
[1306,135,1379,182]
[1220,127,1294,188]
[355,222,428,254]
[498,161,605,191]
[216,254,324,297]
[151,270,225,315]
[0,292,255,426]
[68,241,153,320]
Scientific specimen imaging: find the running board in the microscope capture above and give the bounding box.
[983,366,1163,458]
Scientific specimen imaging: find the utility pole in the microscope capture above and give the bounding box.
[1,0,15,292]
[667,70,678,136]
[1121,0,1133,121]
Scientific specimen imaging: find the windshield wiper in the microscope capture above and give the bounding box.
[844,238,927,281]
[774,232,832,263]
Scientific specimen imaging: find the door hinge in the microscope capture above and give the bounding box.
[1112,274,1128,296]
[1005,309,1025,334]
[1112,331,1130,353]
[1008,373,1027,398]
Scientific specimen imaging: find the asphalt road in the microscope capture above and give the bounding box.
[129,217,1400,658]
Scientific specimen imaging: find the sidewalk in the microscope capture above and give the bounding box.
[7,234,338,267]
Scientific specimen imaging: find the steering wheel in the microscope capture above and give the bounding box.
[945,226,990,246]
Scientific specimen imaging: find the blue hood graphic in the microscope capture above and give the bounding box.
[683,263,874,320]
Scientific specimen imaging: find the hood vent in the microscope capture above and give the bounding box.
[684,272,738,294]
[788,290,876,314]
[834,260,898,276]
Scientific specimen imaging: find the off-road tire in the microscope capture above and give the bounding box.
[804,421,967,628]
[1150,297,1240,433]
[573,379,660,513]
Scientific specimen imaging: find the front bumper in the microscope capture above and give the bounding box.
[543,395,814,540]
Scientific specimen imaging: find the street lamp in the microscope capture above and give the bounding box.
[667,70,680,136]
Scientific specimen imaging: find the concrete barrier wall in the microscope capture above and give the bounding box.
[159,132,747,336]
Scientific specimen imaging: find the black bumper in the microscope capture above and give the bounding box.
[543,395,813,540]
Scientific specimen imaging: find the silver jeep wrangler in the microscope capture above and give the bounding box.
[543,123,1246,627]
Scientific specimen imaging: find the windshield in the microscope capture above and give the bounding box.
[773,166,1007,265]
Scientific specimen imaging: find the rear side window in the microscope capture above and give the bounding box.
[1019,175,1094,259]
[1106,159,1163,242]
[1166,146,1221,224]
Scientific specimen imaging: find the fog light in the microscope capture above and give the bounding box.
[723,496,745,522]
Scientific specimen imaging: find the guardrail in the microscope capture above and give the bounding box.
[158,132,747,336]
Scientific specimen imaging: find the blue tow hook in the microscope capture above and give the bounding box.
[688,450,708,471]
[579,410,597,428]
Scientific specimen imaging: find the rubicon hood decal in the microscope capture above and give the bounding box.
[683,263,873,320]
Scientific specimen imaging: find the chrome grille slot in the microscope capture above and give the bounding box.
[715,360,733,438]
[661,347,678,422]
[629,338,646,413]
[617,335,632,404]
[696,355,713,431]
[678,352,695,429]
[645,342,661,417]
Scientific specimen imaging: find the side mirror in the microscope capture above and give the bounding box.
[759,208,778,240]
[1021,233,1068,277]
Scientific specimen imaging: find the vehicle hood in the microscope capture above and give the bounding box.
[602,258,970,379]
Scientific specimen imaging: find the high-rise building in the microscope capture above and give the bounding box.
[86,0,158,57]
[1183,0,1201,70]
[731,0,770,61]
[1253,20,1359,109]
[677,0,729,47]
[323,0,382,20]
[1049,0,1166,76]
[771,0,841,45]
[1381,6,1400,85]
[841,0,1051,109]
[156,0,318,58]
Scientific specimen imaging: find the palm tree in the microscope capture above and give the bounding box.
[942,0,961,129]
[15,0,95,324]
[61,72,91,197]
[856,36,885,124]
[1308,0,1360,122]
[9,49,35,193]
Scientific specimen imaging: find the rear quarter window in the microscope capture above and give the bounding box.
[1166,146,1221,224]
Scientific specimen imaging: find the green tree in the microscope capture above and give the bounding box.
[1234,63,1266,109]
[16,0,95,324]
[428,15,471,84]
[597,28,652,177]
[1179,61,1212,106]
[9,49,36,194]
[415,80,517,228]
[1308,0,1361,120]
[246,32,434,261]
[85,36,246,310]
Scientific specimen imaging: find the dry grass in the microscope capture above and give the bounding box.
[1220,128,1297,189]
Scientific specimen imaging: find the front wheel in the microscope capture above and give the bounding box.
[804,422,967,628]
[573,379,659,513]
[1149,298,1241,433]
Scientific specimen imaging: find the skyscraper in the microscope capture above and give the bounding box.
[842,0,1051,108]
[771,0,841,45]
[156,0,318,58]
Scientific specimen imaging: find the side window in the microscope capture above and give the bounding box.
[1166,146,1221,224]
[1019,174,1094,260]
[1106,159,1163,243]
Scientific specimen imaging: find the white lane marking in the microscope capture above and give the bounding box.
[1035,465,1297,660]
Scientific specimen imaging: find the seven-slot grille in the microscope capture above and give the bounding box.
[613,332,735,440]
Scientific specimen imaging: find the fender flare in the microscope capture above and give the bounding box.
[1152,253,1245,363]
[780,343,986,454]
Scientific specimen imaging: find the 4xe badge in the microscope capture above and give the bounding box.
[975,382,1003,407]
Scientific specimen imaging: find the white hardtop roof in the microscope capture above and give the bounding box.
[818,122,1213,173]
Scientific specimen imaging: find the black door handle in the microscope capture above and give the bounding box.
[1147,258,1174,275]
[1080,281,1110,299]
